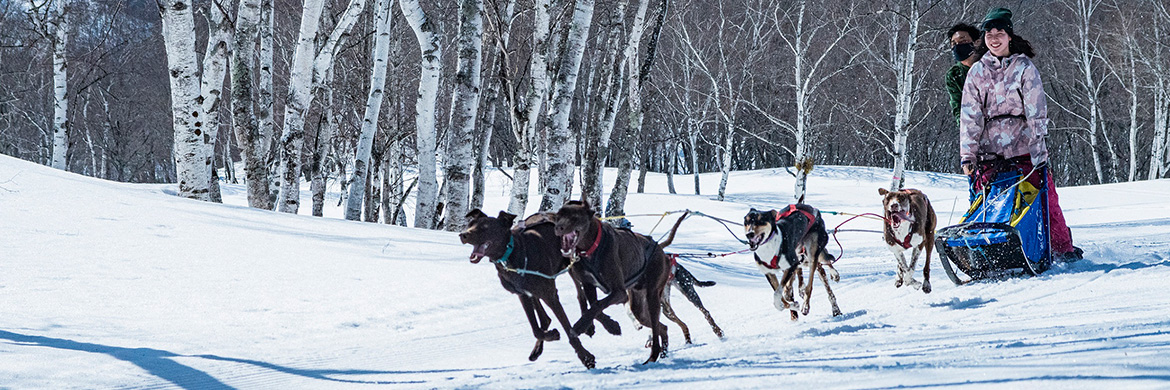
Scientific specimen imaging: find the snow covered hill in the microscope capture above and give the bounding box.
[2,153,1170,389]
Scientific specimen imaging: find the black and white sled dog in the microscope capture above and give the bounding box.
[743,205,842,320]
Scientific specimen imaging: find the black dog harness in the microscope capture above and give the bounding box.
[756,204,817,270]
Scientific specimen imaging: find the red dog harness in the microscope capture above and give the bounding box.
[578,220,604,258]
[759,205,818,270]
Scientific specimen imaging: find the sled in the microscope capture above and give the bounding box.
[935,161,1051,285]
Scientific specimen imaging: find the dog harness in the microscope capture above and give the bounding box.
[493,234,576,280]
[757,205,818,270]
[578,220,604,258]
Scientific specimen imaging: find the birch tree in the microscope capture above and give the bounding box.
[1059,0,1109,183]
[538,0,595,212]
[606,0,659,216]
[49,0,68,171]
[400,0,443,227]
[159,0,211,200]
[858,0,939,191]
[198,2,231,202]
[441,0,485,230]
[229,0,270,209]
[497,0,550,216]
[1145,0,1170,179]
[580,0,629,211]
[275,0,367,213]
[472,0,516,210]
[753,0,858,203]
[346,0,395,221]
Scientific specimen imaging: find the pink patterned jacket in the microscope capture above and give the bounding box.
[959,53,1049,166]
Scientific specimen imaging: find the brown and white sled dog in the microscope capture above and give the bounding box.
[743,205,842,320]
[878,188,937,293]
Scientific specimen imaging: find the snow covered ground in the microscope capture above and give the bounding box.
[2,153,1169,389]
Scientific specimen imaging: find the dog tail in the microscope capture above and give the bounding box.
[657,211,690,249]
[674,263,716,288]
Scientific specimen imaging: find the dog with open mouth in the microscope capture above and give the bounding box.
[460,209,598,369]
[554,200,672,364]
[878,188,937,293]
[743,205,842,320]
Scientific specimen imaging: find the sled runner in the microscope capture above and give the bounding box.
[935,159,1051,284]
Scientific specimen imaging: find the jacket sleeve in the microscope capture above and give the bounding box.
[946,67,964,126]
[1020,60,1049,165]
[958,63,984,166]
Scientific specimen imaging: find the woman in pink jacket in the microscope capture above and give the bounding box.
[958,8,1082,261]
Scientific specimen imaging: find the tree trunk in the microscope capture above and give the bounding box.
[200,4,231,203]
[441,0,485,231]
[229,0,270,209]
[400,0,443,228]
[277,0,367,213]
[539,0,596,212]
[50,0,69,171]
[346,0,394,221]
[606,0,651,217]
[160,0,211,201]
[310,72,338,217]
[258,0,276,206]
[581,0,629,212]
[504,0,551,216]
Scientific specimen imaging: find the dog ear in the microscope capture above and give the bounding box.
[466,209,487,221]
[768,209,779,221]
[497,211,517,226]
[878,188,889,196]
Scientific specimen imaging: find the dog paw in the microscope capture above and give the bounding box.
[830,270,840,282]
[600,319,622,336]
[832,307,842,317]
[543,329,561,341]
[773,292,787,311]
[922,282,932,294]
[572,320,593,336]
[894,277,904,288]
[789,310,799,321]
[713,326,725,339]
[579,352,596,369]
[529,342,545,361]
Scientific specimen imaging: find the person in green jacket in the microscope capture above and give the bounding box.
[946,23,982,126]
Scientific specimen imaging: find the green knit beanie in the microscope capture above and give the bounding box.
[982,8,1013,32]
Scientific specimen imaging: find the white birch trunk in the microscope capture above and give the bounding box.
[258,0,276,205]
[160,0,211,201]
[229,0,269,209]
[505,0,551,216]
[1072,0,1106,183]
[539,0,595,212]
[400,0,442,228]
[200,4,231,203]
[310,69,337,217]
[1152,88,1169,179]
[717,126,733,201]
[441,0,485,230]
[346,0,394,221]
[277,0,367,214]
[582,0,629,210]
[888,2,920,191]
[606,0,651,216]
[50,0,69,171]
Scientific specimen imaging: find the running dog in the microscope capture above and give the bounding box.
[644,212,724,344]
[460,209,597,368]
[878,188,937,293]
[743,205,842,320]
[555,200,672,364]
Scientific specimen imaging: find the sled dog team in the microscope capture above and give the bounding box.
[459,188,935,368]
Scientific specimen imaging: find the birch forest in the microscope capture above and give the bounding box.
[2,0,1169,230]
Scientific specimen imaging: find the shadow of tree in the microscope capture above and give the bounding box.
[0,330,233,389]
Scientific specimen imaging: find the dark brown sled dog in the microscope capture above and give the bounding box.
[460,209,597,368]
[554,200,672,364]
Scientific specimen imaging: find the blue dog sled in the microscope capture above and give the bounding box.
[935,159,1052,284]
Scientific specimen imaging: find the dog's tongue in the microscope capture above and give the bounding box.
[469,242,489,263]
[749,234,763,250]
[890,214,903,228]
[561,231,579,256]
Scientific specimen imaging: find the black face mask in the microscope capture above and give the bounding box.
[952,43,975,62]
